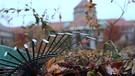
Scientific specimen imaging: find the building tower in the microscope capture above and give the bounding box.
[74,0,96,20]
[72,0,97,49]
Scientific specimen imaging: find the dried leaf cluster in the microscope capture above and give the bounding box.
[38,46,135,76]
[84,0,101,36]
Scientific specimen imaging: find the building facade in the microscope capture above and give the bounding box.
[0,24,14,46]
[50,0,105,49]
[105,19,135,47]
[9,0,135,49]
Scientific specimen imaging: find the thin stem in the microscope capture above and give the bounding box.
[109,11,124,40]
[109,0,129,40]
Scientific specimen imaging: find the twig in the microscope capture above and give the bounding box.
[109,0,129,40]
[109,40,118,53]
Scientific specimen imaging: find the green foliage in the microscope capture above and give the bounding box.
[41,21,47,29]
[87,70,95,76]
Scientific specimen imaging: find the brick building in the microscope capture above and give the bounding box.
[9,0,135,49]
[0,24,14,46]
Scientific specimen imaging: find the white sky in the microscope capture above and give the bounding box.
[0,0,135,27]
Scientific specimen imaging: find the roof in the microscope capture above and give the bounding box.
[10,22,70,34]
[70,16,87,27]
[69,16,88,30]
[69,16,106,30]
[98,20,107,28]
[50,22,65,30]
[10,25,42,34]
[105,19,135,26]
[0,23,11,32]
[9,18,135,34]
[10,27,24,34]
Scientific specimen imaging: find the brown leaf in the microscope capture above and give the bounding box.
[45,73,53,76]
[111,0,113,3]
[45,57,56,70]
[97,29,100,36]
[85,16,90,21]
[59,13,62,22]
[113,67,119,75]
[59,14,62,19]
[85,3,96,11]
[90,0,93,4]
[84,11,89,15]
[54,69,61,74]
[90,3,97,8]
[85,4,92,11]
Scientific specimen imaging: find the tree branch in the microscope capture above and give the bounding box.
[109,0,129,40]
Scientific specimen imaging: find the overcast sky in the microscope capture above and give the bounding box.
[0,0,135,27]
